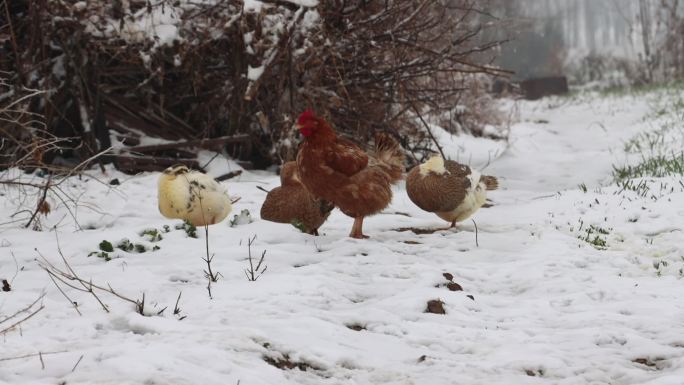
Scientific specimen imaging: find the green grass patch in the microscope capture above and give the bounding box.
[175,220,198,238]
[578,224,611,250]
[613,85,684,183]
[613,153,684,182]
[597,80,684,98]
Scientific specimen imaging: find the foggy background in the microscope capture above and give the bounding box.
[492,0,684,84]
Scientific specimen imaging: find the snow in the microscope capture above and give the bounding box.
[83,0,181,50]
[243,0,265,12]
[2,89,684,384]
[286,0,319,7]
[247,65,265,82]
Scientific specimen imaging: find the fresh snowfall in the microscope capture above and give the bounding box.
[1,88,684,385]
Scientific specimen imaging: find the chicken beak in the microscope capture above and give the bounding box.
[292,123,302,134]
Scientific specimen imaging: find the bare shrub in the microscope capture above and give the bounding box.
[436,74,509,140]
[3,0,507,169]
[656,0,684,80]
[0,73,110,230]
[244,235,267,282]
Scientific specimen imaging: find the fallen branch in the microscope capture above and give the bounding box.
[36,234,145,314]
[0,350,68,363]
[0,292,46,334]
[216,170,243,181]
[128,135,251,154]
[113,155,200,174]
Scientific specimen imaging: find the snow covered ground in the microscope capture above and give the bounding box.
[1,88,684,385]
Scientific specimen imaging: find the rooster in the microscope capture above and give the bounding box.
[295,110,404,239]
[158,165,232,226]
[260,161,334,235]
[406,156,497,228]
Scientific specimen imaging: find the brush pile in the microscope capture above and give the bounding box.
[1,0,506,173]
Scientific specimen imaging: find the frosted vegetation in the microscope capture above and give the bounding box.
[1,82,684,385]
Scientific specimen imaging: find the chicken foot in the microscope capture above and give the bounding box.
[350,217,369,239]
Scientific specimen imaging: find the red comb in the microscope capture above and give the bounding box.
[297,109,315,124]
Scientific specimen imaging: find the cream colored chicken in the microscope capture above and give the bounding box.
[158,165,232,226]
[406,156,498,228]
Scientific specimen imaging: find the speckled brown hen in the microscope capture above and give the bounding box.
[260,161,334,235]
[406,156,498,228]
[295,110,404,239]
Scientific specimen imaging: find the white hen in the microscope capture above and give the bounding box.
[158,165,232,226]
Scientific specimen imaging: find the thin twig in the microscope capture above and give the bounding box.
[471,219,479,247]
[24,174,51,229]
[0,295,45,334]
[188,179,220,299]
[37,249,143,313]
[45,271,82,315]
[407,97,446,160]
[71,354,84,372]
[10,251,20,284]
[0,351,68,362]
[200,152,221,169]
[54,232,109,311]
[0,292,45,324]
[256,186,271,193]
[245,235,267,281]
[173,291,183,317]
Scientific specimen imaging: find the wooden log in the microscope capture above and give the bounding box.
[103,95,194,140]
[519,76,569,100]
[115,133,141,147]
[113,155,200,174]
[127,135,251,153]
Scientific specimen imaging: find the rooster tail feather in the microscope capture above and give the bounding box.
[481,175,498,190]
[373,133,404,182]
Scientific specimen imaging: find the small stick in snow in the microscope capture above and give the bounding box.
[71,354,84,372]
[216,170,243,182]
[195,195,220,299]
[200,152,221,169]
[0,292,46,334]
[10,251,20,285]
[244,235,267,281]
[471,219,479,247]
[0,351,68,363]
[173,291,186,320]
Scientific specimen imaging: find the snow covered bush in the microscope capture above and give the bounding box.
[2,0,507,168]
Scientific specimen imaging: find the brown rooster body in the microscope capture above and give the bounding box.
[295,110,404,239]
[260,161,334,235]
[406,156,498,228]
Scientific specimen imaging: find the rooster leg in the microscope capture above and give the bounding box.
[436,220,457,232]
[311,229,320,236]
[350,217,369,239]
